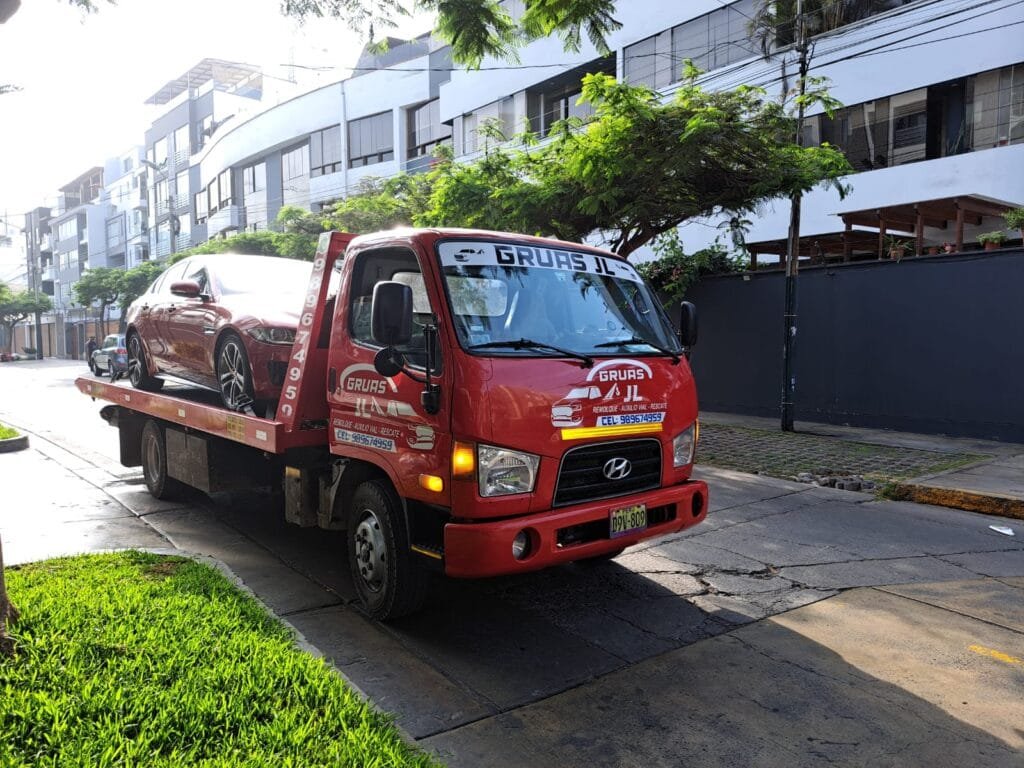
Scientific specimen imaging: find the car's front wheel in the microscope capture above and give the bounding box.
[127,331,163,392]
[216,331,255,412]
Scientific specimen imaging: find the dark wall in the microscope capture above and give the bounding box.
[684,248,1024,442]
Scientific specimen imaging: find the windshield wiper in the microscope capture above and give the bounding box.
[594,336,680,364]
[467,338,594,368]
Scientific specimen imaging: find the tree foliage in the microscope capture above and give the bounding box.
[422,69,851,257]
[635,231,745,302]
[282,0,621,67]
[73,267,122,337]
[0,283,52,353]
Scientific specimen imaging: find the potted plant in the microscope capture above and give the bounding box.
[885,235,910,260]
[977,231,1007,251]
[1004,207,1024,243]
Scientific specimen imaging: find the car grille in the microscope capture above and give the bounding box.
[553,438,662,507]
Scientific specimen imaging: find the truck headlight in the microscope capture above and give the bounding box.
[673,421,698,467]
[478,445,540,497]
[247,327,296,345]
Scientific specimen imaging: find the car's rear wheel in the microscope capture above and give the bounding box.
[216,331,255,412]
[127,331,163,392]
[92,359,104,377]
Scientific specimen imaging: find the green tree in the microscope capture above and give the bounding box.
[73,267,122,339]
[0,283,52,354]
[323,172,435,233]
[422,69,851,257]
[282,0,621,66]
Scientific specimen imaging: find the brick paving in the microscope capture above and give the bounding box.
[697,423,989,485]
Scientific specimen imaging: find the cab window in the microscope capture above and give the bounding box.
[348,247,440,370]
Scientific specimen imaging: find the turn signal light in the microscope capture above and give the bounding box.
[452,441,476,479]
[419,474,444,493]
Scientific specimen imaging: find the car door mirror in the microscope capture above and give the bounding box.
[170,279,202,298]
[371,281,413,347]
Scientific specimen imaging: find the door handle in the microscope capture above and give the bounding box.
[168,305,177,313]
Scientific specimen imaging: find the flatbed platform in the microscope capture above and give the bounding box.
[75,377,328,454]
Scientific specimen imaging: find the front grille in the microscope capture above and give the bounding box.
[554,438,662,507]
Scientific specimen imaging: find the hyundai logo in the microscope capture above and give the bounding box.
[602,457,632,481]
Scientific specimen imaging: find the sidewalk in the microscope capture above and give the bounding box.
[699,411,1024,520]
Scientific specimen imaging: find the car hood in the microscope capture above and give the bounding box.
[225,292,306,328]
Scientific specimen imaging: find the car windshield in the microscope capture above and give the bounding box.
[437,240,682,357]
[213,255,314,295]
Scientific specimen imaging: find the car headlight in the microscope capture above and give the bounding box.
[478,445,540,497]
[247,327,296,345]
[673,421,698,467]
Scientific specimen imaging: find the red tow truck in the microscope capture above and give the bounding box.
[77,228,708,619]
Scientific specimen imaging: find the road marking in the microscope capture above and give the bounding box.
[968,644,1022,665]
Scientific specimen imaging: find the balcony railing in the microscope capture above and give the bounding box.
[207,204,244,236]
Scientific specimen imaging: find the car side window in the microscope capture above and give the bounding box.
[186,265,209,295]
[348,247,440,370]
[103,335,117,348]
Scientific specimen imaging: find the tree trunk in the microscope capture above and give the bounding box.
[0,532,19,656]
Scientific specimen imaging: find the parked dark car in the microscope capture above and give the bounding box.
[124,254,313,411]
[91,333,128,378]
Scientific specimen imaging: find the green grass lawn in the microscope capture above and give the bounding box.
[0,552,440,767]
[0,424,18,440]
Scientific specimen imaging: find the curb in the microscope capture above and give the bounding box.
[890,483,1024,521]
[0,434,29,453]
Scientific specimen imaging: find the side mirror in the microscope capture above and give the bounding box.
[371,281,413,347]
[679,301,698,348]
[170,279,202,298]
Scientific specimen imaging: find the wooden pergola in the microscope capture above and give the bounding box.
[746,194,1020,270]
[837,194,1019,257]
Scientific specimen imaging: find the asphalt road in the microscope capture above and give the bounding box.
[2,359,1023,766]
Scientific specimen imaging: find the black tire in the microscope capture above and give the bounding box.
[347,480,429,620]
[140,420,185,500]
[93,360,105,377]
[127,331,164,392]
[216,331,256,412]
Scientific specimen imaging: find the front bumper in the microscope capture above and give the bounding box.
[443,480,708,578]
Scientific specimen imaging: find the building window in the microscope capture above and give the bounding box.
[348,111,394,168]
[122,156,133,173]
[407,99,452,160]
[310,125,343,176]
[967,63,1024,149]
[624,0,756,89]
[282,145,309,180]
[154,178,168,211]
[175,171,189,201]
[462,98,513,154]
[218,170,232,208]
[56,219,77,241]
[106,218,123,248]
[173,124,190,159]
[242,162,266,194]
[194,192,208,224]
[150,136,168,167]
[207,179,219,216]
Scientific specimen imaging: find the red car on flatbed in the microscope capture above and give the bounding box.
[78,228,708,619]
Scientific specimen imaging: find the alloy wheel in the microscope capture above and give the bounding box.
[218,340,249,409]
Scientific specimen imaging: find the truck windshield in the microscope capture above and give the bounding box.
[438,240,682,357]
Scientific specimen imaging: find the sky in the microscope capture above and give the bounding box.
[0,0,432,283]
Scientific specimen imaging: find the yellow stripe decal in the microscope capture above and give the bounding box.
[968,644,1022,665]
[410,545,443,560]
[561,423,663,440]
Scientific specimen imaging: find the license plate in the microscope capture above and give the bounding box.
[609,504,647,538]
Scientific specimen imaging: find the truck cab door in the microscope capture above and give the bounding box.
[329,245,449,505]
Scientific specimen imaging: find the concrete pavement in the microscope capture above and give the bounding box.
[2,359,1024,764]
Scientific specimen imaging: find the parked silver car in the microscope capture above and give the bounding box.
[91,333,128,379]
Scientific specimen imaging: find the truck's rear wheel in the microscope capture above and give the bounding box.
[347,480,428,620]
[140,420,185,500]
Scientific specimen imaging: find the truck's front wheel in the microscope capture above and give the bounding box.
[347,480,428,620]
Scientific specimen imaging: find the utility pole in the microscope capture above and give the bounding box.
[781,0,809,432]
